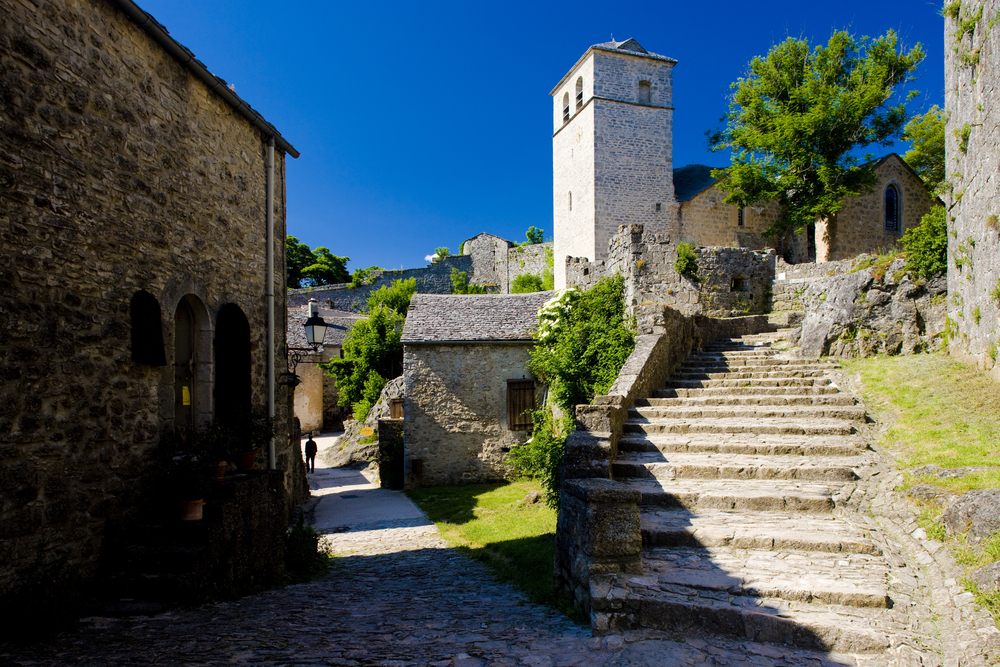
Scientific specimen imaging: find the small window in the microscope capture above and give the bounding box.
[575,76,584,110]
[737,209,744,227]
[569,191,572,211]
[563,92,570,122]
[655,202,661,212]
[507,380,535,431]
[130,290,166,366]
[731,277,747,292]
[884,184,900,233]
[638,81,651,105]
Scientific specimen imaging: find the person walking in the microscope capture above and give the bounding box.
[304,434,318,473]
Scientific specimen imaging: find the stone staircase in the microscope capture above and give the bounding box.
[588,332,906,655]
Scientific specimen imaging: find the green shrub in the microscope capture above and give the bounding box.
[511,274,544,293]
[366,278,416,316]
[956,123,971,154]
[349,266,383,288]
[902,206,947,279]
[674,242,699,278]
[991,278,1000,304]
[516,277,635,506]
[451,268,487,294]
[525,226,545,245]
[324,304,403,414]
[284,513,331,584]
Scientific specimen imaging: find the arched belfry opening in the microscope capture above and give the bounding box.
[575,76,584,110]
[173,295,213,432]
[215,303,252,424]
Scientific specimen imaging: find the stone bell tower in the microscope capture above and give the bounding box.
[551,38,679,289]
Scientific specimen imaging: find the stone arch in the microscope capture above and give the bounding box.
[173,294,213,432]
[575,76,584,110]
[130,290,166,366]
[562,92,570,122]
[883,180,903,233]
[214,303,251,424]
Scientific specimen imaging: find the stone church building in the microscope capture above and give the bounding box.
[550,39,937,286]
[0,0,304,603]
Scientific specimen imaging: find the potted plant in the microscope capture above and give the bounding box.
[167,453,213,521]
[200,419,241,480]
[232,407,276,472]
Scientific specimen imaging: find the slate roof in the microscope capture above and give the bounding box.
[286,305,363,349]
[674,164,722,202]
[402,292,555,344]
[590,38,677,63]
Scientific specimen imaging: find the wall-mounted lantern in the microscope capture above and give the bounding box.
[282,299,329,388]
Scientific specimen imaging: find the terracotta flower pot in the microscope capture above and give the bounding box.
[179,498,204,522]
[237,451,257,471]
[214,461,227,482]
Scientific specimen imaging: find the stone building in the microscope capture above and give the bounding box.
[400,292,552,487]
[551,39,679,289]
[288,303,363,434]
[945,0,1000,380]
[674,155,937,263]
[0,0,303,601]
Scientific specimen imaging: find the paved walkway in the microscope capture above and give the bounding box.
[0,432,975,667]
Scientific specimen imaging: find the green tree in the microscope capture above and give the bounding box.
[431,247,450,263]
[902,105,947,195]
[323,304,404,421]
[707,31,924,235]
[902,205,947,279]
[450,268,487,294]
[366,278,417,316]
[286,236,349,288]
[525,226,544,245]
[511,274,544,293]
[350,266,384,289]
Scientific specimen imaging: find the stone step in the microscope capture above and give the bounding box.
[681,358,835,369]
[630,405,867,422]
[591,574,891,654]
[674,369,830,380]
[653,386,842,398]
[636,394,856,407]
[613,452,859,482]
[639,546,890,608]
[640,509,881,555]
[619,478,839,513]
[666,377,833,389]
[625,417,857,436]
[618,433,866,458]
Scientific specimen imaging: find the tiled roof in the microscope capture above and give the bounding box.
[674,164,722,202]
[286,305,363,349]
[402,292,555,344]
[591,38,677,63]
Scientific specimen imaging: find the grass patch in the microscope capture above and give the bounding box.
[405,480,583,621]
[843,353,1000,492]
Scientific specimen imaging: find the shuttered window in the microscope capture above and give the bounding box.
[506,380,535,431]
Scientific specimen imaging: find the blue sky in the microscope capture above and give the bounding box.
[136,0,946,272]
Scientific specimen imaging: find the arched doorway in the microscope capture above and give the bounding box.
[173,295,213,433]
[215,303,251,424]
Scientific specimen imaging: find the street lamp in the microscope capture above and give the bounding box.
[282,299,329,388]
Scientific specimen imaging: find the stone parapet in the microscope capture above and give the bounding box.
[554,478,642,617]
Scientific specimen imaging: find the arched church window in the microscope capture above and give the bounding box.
[884,184,900,233]
[563,93,570,123]
[576,77,584,110]
[638,81,651,105]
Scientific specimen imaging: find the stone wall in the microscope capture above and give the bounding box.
[288,255,473,312]
[944,0,1000,380]
[0,0,302,599]
[771,258,856,312]
[505,243,551,291]
[793,257,948,358]
[402,343,541,487]
[566,224,775,318]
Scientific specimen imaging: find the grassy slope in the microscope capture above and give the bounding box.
[844,352,1000,621]
[405,481,582,621]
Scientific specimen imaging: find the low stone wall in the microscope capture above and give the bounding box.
[289,255,473,312]
[555,307,772,614]
[565,225,775,317]
[792,258,947,358]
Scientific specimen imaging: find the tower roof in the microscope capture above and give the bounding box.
[550,38,677,95]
